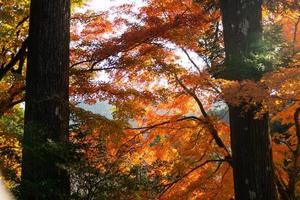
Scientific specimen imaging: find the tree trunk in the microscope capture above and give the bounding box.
[21,0,70,199]
[288,107,300,200]
[229,105,276,200]
[220,0,277,199]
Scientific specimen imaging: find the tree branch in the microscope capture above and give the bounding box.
[158,159,226,199]
[174,72,208,118]
[174,72,231,160]
[292,16,300,55]
[129,116,202,131]
[0,38,28,80]
[181,48,202,74]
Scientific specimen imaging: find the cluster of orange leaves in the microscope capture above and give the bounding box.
[67,0,300,199]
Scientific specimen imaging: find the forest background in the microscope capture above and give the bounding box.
[0,0,299,199]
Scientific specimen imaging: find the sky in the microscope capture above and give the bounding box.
[79,0,205,71]
[73,0,207,117]
[20,0,207,115]
[72,0,203,117]
[83,0,145,12]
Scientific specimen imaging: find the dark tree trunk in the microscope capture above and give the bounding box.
[229,105,276,200]
[288,107,300,200]
[21,0,70,199]
[220,0,277,199]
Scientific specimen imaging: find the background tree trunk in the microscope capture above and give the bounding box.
[220,0,277,199]
[21,0,70,199]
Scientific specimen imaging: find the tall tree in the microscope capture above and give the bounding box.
[220,0,277,199]
[21,0,70,199]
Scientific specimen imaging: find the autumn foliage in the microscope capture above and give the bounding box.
[0,0,299,199]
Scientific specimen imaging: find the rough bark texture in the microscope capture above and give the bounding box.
[220,0,277,199]
[229,105,276,200]
[21,0,70,199]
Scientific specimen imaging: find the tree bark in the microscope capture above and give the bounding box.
[21,0,70,199]
[220,0,277,199]
[288,107,300,200]
[229,105,276,200]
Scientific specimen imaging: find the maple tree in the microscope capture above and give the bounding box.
[68,0,300,199]
[0,0,299,199]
